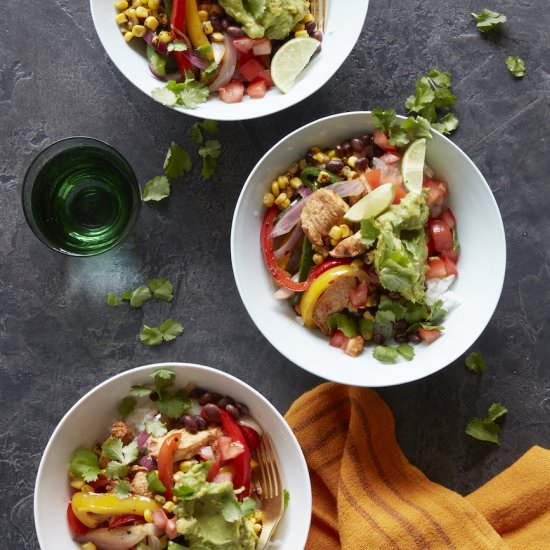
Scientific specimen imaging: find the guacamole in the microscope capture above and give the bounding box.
[218,0,310,40]
[173,463,258,549]
[373,191,429,303]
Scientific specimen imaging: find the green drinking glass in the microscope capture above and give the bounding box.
[22,137,141,256]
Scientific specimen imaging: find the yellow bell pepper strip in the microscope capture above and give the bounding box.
[185,0,211,51]
[300,265,355,328]
[71,492,159,528]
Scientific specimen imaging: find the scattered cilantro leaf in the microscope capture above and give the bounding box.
[373,345,400,364]
[163,143,192,179]
[240,497,257,518]
[118,396,137,418]
[147,277,174,302]
[371,108,397,134]
[433,87,457,109]
[428,300,447,325]
[103,438,138,480]
[471,9,506,33]
[189,123,204,144]
[388,125,410,147]
[432,113,459,135]
[146,45,166,76]
[402,116,433,140]
[201,155,218,179]
[130,385,154,398]
[284,489,290,510]
[505,56,525,78]
[151,87,178,107]
[402,301,429,324]
[405,77,435,114]
[199,140,221,159]
[147,470,167,494]
[114,480,132,499]
[156,390,190,418]
[167,39,187,52]
[145,419,167,437]
[105,461,130,480]
[178,79,210,109]
[160,319,184,342]
[427,69,451,88]
[107,293,119,307]
[466,418,501,445]
[200,120,219,134]
[152,368,176,393]
[69,448,101,482]
[140,325,164,346]
[120,290,133,301]
[142,175,170,202]
[465,352,485,374]
[488,403,508,422]
[396,343,415,361]
[153,74,210,109]
[360,219,380,247]
[130,285,153,308]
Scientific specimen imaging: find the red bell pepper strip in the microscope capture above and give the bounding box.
[67,502,88,536]
[157,432,181,501]
[307,258,352,280]
[201,407,251,499]
[170,0,192,73]
[108,514,144,529]
[89,475,109,492]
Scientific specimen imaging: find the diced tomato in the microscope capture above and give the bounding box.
[441,252,458,277]
[392,184,407,204]
[247,79,268,99]
[258,69,273,87]
[239,425,261,453]
[240,58,264,83]
[256,54,271,68]
[108,514,143,529]
[349,281,368,307]
[67,503,88,536]
[440,208,456,229]
[207,455,221,482]
[441,247,459,263]
[152,509,167,530]
[232,37,255,53]
[373,131,398,152]
[219,81,245,103]
[252,38,272,56]
[418,327,442,344]
[89,475,109,491]
[423,177,448,207]
[364,168,381,189]
[380,152,401,164]
[218,435,245,462]
[427,236,436,257]
[199,445,214,461]
[426,257,447,279]
[429,219,453,252]
[329,329,349,349]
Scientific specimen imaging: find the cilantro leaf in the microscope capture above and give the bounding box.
[406,77,435,114]
[178,80,209,109]
[428,300,447,325]
[371,108,397,134]
[130,385,154,398]
[284,489,290,510]
[401,116,433,140]
[199,140,221,159]
[145,419,167,437]
[102,438,138,480]
[201,120,219,134]
[326,313,358,338]
[221,495,257,522]
[505,56,525,78]
[151,368,176,392]
[375,309,396,325]
[388,126,410,147]
[201,155,218,179]
[433,87,457,109]
[69,448,101,482]
[105,461,130,480]
[115,480,132,499]
[432,113,459,135]
[488,403,508,422]
[465,352,485,374]
[102,438,129,462]
[471,9,506,33]
[107,293,119,307]
[466,418,501,445]
[156,390,190,418]
[147,277,174,302]
[373,345,400,364]
[151,87,178,107]
[120,290,133,301]
[360,219,380,247]
[160,319,184,342]
[396,343,415,361]
[118,396,137,418]
[146,45,166,76]
[147,470,167,494]
[140,325,164,346]
[143,175,170,202]
[240,496,257,518]
[427,69,451,89]
[164,142,192,179]
[189,123,204,144]
[130,285,153,308]
[402,301,429,324]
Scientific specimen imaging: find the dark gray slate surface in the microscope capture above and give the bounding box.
[2,0,549,547]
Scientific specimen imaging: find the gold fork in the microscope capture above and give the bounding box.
[311,0,327,32]
[254,434,285,550]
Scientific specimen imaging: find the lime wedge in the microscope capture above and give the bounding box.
[402,138,427,194]
[271,37,320,94]
[344,183,395,223]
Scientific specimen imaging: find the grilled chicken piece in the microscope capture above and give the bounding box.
[312,276,358,335]
[300,189,349,249]
[330,231,367,258]
[111,421,134,445]
[147,427,221,462]
[131,470,152,498]
[343,335,365,357]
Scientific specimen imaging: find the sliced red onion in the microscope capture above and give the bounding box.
[136,430,150,450]
[372,157,403,185]
[148,65,184,82]
[297,187,313,199]
[77,525,160,550]
[274,223,303,260]
[152,509,168,531]
[143,30,170,56]
[325,178,364,197]
[138,455,157,471]
[273,286,296,300]
[271,198,311,238]
[146,535,163,550]
[212,42,226,64]
[209,33,237,91]
[237,416,264,437]
[199,445,213,460]
[185,51,211,70]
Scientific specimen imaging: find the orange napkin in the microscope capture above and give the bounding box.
[285,383,550,550]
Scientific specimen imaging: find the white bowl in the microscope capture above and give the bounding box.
[34,362,311,549]
[231,111,506,387]
[89,0,369,120]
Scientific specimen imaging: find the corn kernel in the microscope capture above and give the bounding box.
[158,30,172,43]
[115,0,128,9]
[295,29,309,38]
[125,8,138,24]
[250,458,258,469]
[274,192,287,206]
[288,162,299,175]
[347,170,358,180]
[154,495,166,504]
[330,238,338,247]
[81,484,94,493]
[340,224,351,238]
[366,294,378,307]
[326,149,337,159]
[132,24,146,37]
[254,523,262,534]
[132,0,145,5]
[294,22,305,32]
[148,0,160,8]
[281,198,291,208]
[298,159,308,170]
[304,13,315,23]
[290,177,303,189]
[277,175,289,189]
[347,155,358,168]
[179,460,197,473]
[202,21,214,34]
[115,12,128,24]
[136,5,148,17]
[144,15,158,30]
[313,253,324,265]
[271,181,280,197]
[163,501,175,513]
[144,509,153,523]
[342,166,353,178]
[81,543,97,550]
[310,146,321,154]
[286,187,295,198]
[329,226,342,241]
[70,479,85,490]
[173,471,184,483]
[198,9,209,21]
[263,193,275,207]
[351,259,364,270]
[211,32,225,42]
[313,152,329,164]
[317,170,330,184]
[363,311,374,320]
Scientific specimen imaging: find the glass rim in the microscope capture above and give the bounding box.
[22,136,141,257]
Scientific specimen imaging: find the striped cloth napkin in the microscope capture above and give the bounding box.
[285,382,550,549]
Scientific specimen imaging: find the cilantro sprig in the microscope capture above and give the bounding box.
[69,448,101,482]
[107,277,174,308]
[140,319,184,347]
[471,9,507,33]
[465,351,486,374]
[102,438,139,479]
[466,403,508,445]
[151,71,210,109]
[505,56,525,78]
[199,139,222,179]
[189,119,219,144]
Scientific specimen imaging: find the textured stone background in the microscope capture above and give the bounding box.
[2,0,550,547]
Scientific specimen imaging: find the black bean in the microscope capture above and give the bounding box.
[225,403,240,420]
[326,159,344,174]
[335,145,346,158]
[226,25,244,37]
[395,333,408,344]
[194,415,208,431]
[198,392,213,406]
[312,30,323,42]
[183,415,198,434]
[373,144,385,157]
[190,387,205,399]
[342,141,352,153]
[203,403,221,422]
[305,151,314,163]
[210,393,222,404]
[221,18,230,30]
[362,134,373,145]
[216,397,230,409]
[149,392,159,402]
[394,320,408,333]
[210,15,223,32]
[408,333,422,344]
[362,144,374,159]
[351,138,364,152]
[355,157,369,172]
[236,402,249,415]
[305,21,317,34]
[373,333,385,345]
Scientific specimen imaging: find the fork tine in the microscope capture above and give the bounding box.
[257,439,274,498]
[264,436,281,497]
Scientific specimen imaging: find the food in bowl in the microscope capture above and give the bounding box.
[260,131,461,363]
[66,367,278,549]
[113,0,322,108]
